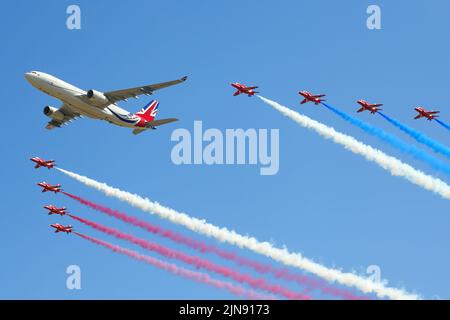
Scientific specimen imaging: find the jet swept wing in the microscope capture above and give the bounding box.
[45,104,81,129]
[104,76,188,103]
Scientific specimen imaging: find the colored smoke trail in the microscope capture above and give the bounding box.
[321,103,450,176]
[377,112,450,159]
[74,232,273,300]
[69,214,309,300]
[56,167,418,300]
[258,96,450,200]
[435,119,450,132]
[63,192,365,300]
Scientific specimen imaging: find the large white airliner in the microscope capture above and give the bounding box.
[25,71,187,134]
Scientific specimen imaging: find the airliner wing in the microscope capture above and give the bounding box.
[45,104,81,130]
[104,76,188,103]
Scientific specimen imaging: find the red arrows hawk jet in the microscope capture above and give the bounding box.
[44,205,67,216]
[50,223,73,234]
[231,83,259,97]
[414,107,440,121]
[356,100,383,114]
[299,91,326,105]
[38,182,62,194]
[30,157,55,169]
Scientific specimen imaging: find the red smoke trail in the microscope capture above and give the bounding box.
[67,193,368,299]
[63,192,366,300]
[69,214,310,300]
[74,232,273,300]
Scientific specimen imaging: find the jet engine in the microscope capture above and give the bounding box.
[43,106,64,121]
[86,89,109,105]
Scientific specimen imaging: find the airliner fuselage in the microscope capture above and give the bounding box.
[25,71,145,128]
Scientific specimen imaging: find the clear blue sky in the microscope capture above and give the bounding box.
[1,0,449,299]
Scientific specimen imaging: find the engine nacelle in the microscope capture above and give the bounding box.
[86,89,109,105]
[43,106,64,121]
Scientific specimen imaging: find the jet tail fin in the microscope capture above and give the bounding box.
[135,100,159,122]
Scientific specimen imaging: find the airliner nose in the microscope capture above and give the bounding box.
[25,71,40,85]
[25,71,37,83]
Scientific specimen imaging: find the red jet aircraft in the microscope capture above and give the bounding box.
[50,223,73,234]
[44,205,67,216]
[231,83,259,97]
[299,91,326,105]
[30,157,55,169]
[356,100,383,114]
[38,182,62,194]
[414,107,440,120]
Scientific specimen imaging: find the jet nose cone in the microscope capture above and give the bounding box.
[25,71,39,82]
[24,71,37,84]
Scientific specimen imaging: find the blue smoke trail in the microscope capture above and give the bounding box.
[377,112,450,159]
[321,103,450,177]
[436,119,450,132]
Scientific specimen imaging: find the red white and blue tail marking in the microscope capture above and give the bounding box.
[136,100,159,122]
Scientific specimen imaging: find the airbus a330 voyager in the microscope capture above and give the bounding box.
[25,71,187,135]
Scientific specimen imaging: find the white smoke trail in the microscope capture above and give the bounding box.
[258,96,450,200]
[56,167,419,300]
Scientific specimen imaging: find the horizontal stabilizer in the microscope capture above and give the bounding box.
[132,118,178,135]
[132,129,146,135]
[146,118,179,127]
